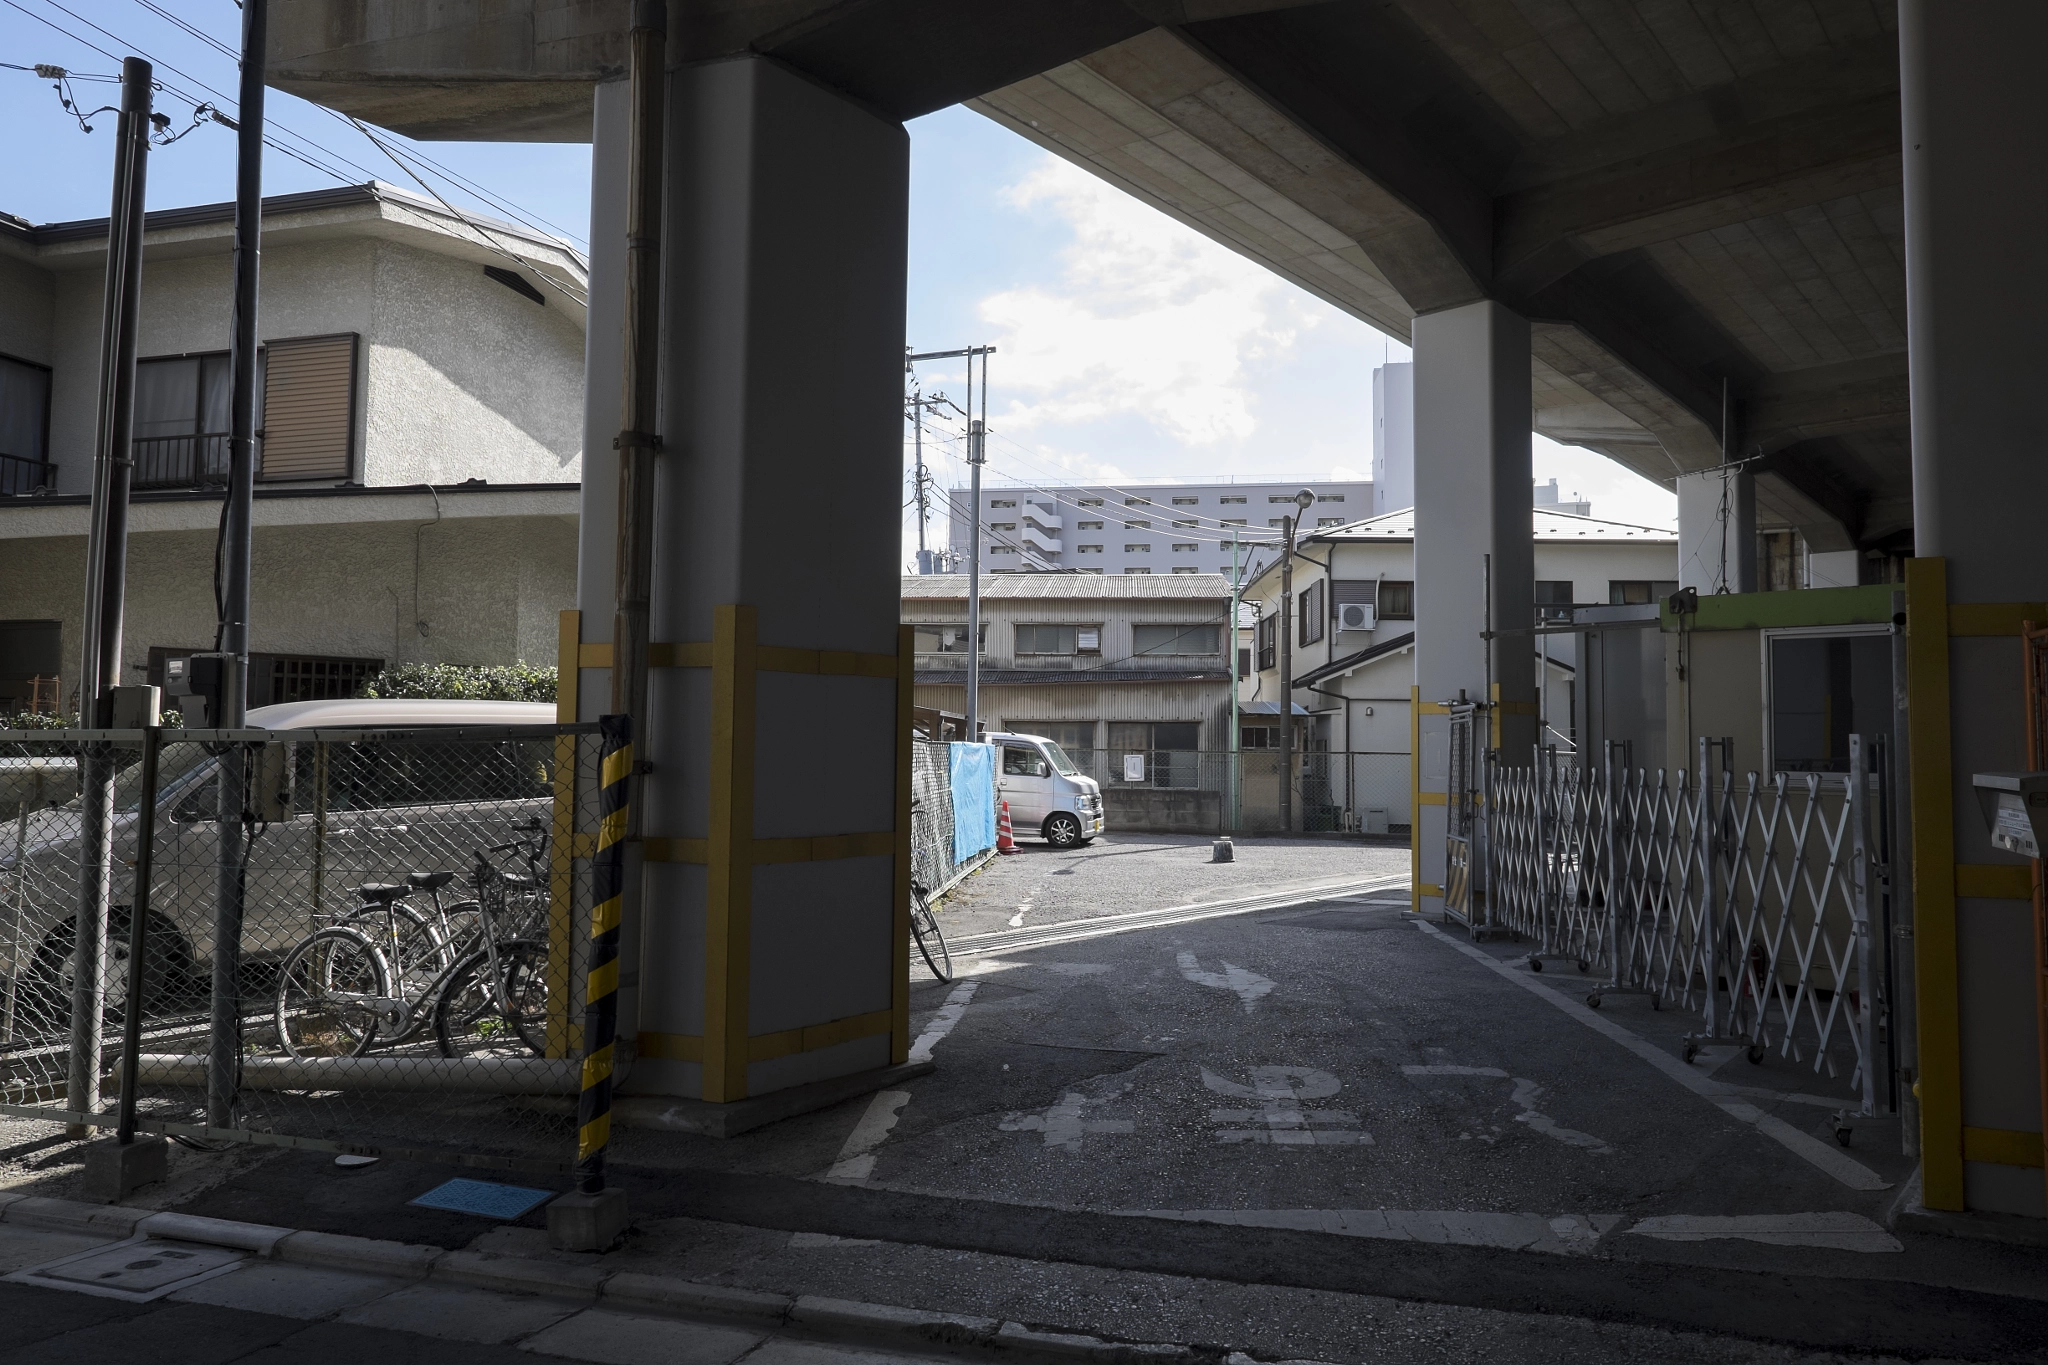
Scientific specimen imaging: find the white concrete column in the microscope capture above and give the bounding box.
[1412,300,1534,916]
[631,56,909,1104]
[574,77,631,708]
[1901,0,2048,1219]
[1675,467,1756,594]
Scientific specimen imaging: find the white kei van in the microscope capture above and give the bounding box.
[1,698,558,1014]
[987,732,1104,847]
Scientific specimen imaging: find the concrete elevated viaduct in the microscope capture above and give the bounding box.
[264,2,2044,1224]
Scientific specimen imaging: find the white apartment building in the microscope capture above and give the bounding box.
[945,479,1371,582]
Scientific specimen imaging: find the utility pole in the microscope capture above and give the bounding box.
[907,345,995,733]
[70,55,153,1133]
[903,385,949,574]
[208,0,266,1129]
[1228,529,1241,832]
[1276,488,1314,834]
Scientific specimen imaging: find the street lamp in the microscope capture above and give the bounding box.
[1278,487,1315,834]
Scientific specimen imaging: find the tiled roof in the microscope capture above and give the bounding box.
[902,573,1232,600]
[1313,508,1677,542]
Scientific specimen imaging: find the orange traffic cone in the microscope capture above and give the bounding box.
[996,800,1018,855]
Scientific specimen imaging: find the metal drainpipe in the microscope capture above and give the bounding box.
[1279,516,1295,835]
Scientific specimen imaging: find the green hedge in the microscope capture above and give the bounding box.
[357,662,557,704]
[1,710,184,729]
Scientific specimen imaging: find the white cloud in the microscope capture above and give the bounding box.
[978,157,1307,445]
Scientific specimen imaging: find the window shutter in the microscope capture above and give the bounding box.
[260,334,356,480]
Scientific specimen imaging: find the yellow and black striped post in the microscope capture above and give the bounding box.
[578,713,631,1193]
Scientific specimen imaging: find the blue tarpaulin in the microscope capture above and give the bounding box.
[949,741,996,864]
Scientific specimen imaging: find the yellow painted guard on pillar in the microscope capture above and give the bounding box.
[893,623,914,1065]
[704,605,757,1103]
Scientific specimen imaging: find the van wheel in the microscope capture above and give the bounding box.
[25,908,200,1029]
[1045,813,1084,848]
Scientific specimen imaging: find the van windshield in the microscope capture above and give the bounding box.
[61,744,217,815]
[1039,742,1079,776]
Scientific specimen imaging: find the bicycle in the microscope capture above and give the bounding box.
[909,797,952,982]
[272,824,553,1060]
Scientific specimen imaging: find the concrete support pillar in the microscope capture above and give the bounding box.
[628,56,910,1104]
[1901,0,2048,1219]
[574,78,630,693]
[1675,467,1756,595]
[1411,300,1534,916]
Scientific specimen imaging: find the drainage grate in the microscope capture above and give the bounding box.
[9,1238,245,1302]
[409,1178,556,1220]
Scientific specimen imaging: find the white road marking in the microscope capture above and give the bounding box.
[1411,919,1891,1191]
[1128,1208,1623,1256]
[1000,1092,1135,1150]
[954,873,1407,957]
[822,1089,912,1182]
[907,979,980,1064]
[1202,1067,1372,1145]
[1402,1065,1612,1153]
[1177,952,1275,1012]
[1628,1212,1902,1252]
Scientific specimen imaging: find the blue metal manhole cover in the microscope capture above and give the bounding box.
[408,1178,556,1220]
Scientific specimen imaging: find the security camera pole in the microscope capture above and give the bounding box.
[1277,487,1315,833]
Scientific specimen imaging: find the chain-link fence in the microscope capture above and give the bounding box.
[911,739,993,898]
[1,722,602,1173]
[1049,749,1411,835]
[1483,737,1898,1118]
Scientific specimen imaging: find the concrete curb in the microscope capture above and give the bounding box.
[0,1194,1322,1365]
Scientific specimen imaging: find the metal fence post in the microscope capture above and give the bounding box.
[1603,742,1620,991]
[1850,733,1879,1117]
[116,725,162,1144]
[1698,735,1721,1039]
[208,742,250,1128]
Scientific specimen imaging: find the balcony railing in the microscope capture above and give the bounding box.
[133,433,231,490]
[0,452,54,496]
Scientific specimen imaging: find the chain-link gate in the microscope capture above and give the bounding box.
[1484,736,1896,1118]
[1,722,602,1173]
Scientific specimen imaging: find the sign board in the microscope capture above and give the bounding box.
[1972,772,2048,860]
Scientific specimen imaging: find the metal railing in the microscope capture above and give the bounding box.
[133,433,232,490]
[0,453,54,496]
[1,722,603,1172]
[1483,737,1897,1118]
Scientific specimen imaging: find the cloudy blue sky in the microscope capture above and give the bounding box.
[1,2,1674,569]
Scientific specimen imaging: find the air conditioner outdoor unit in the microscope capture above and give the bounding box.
[1337,602,1376,631]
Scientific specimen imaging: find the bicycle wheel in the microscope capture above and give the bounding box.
[909,885,952,982]
[274,926,390,1059]
[433,939,549,1059]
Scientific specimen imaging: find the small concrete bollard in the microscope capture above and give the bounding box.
[80,1135,168,1204]
[548,1187,630,1252]
[1211,837,1234,863]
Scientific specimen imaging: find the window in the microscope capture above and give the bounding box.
[1109,722,1200,788]
[1378,581,1415,619]
[990,521,1016,530]
[325,737,556,810]
[1237,646,1251,681]
[270,655,380,704]
[1256,614,1278,670]
[1125,520,1151,530]
[0,353,53,494]
[133,351,231,488]
[1125,543,1151,552]
[1298,580,1325,645]
[1240,724,1276,749]
[1007,722,1094,761]
[1172,496,1199,506]
[1125,497,1152,506]
[1172,542,1199,552]
[1318,494,1345,503]
[991,545,1018,554]
[1768,631,1891,773]
[1534,580,1574,623]
[1172,518,1197,528]
[1001,745,1048,777]
[1173,566,1200,575]
[1268,518,1289,528]
[258,333,358,482]
[1609,579,1678,606]
[1079,567,1104,574]
[1220,495,1246,505]
[1078,497,1103,507]
[1077,544,1103,553]
[990,499,1016,508]
[1078,520,1104,530]
[1077,627,1100,652]
[1268,495,1295,503]
[1222,518,1247,527]
[1016,624,1083,655]
[1317,518,1343,527]
[912,622,984,654]
[1124,567,1151,574]
[0,619,61,711]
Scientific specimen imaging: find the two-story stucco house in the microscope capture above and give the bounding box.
[0,183,586,711]
[1239,508,1678,830]
[904,573,1235,831]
